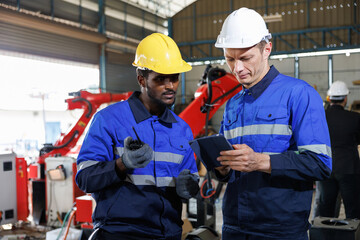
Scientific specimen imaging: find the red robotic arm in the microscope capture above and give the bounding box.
[179,66,242,138]
[38,90,133,164]
[38,66,241,163]
[29,66,240,228]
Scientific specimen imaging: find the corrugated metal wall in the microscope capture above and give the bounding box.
[0,22,99,64]
[105,0,164,40]
[2,0,165,38]
[106,63,138,93]
[0,0,165,93]
[3,0,99,29]
[173,0,359,60]
[106,51,138,92]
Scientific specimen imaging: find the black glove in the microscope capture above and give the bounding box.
[176,169,200,199]
[122,136,153,169]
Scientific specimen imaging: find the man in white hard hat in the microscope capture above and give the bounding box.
[317,81,360,219]
[213,7,332,239]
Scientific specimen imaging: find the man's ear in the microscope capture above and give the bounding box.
[263,42,272,59]
[138,75,145,88]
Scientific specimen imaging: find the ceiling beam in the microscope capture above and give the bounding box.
[0,7,138,53]
[62,0,167,33]
[0,7,106,43]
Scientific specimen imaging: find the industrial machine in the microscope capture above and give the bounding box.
[15,65,242,239]
[310,217,360,240]
[45,156,80,227]
[27,90,133,225]
[0,153,17,225]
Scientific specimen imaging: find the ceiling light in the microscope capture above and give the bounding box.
[263,14,282,23]
[270,48,360,59]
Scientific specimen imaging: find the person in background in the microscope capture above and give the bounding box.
[76,33,199,240]
[213,7,332,239]
[318,80,360,219]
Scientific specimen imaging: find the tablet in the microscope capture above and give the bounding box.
[189,134,233,171]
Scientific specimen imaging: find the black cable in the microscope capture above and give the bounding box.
[71,97,93,118]
[202,68,242,199]
[211,83,242,105]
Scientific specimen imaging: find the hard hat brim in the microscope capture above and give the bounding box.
[133,60,192,75]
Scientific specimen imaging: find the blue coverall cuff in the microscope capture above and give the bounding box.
[213,169,232,182]
[113,160,127,180]
[269,154,284,176]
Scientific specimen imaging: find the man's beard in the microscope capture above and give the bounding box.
[146,84,176,108]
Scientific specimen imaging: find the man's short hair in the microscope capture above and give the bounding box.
[257,40,268,52]
[136,67,153,79]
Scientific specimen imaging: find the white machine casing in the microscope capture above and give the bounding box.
[45,156,78,227]
[0,152,17,225]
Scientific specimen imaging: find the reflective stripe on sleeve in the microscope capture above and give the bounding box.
[298,144,332,157]
[115,147,124,156]
[224,124,292,139]
[262,152,282,155]
[156,176,176,187]
[155,152,184,164]
[125,174,176,187]
[116,147,184,164]
[77,160,99,171]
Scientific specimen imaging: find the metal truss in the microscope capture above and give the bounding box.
[178,25,360,62]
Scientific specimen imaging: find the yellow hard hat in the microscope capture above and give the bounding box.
[132,33,192,74]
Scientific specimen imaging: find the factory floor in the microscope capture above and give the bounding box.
[0,221,49,240]
[214,184,346,234]
[0,187,346,240]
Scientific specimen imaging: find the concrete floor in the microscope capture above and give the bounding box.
[213,184,346,236]
[0,187,348,240]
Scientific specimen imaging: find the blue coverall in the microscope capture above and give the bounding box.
[76,91,198,239]
[218,66,332,240]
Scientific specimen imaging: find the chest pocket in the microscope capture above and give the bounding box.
[254,107,291,152]
[223,110,239,128]
[169,137,188,151]
[167,137,188,164]
[256,107,288,123]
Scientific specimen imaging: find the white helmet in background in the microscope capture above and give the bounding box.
[327,81,349,100]
[215,7,272,48]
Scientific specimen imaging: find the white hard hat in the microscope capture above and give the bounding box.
[215,7,272,48]
[327,81,349,100]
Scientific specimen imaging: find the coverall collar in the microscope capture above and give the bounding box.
[248,65,280,99]
[128,91,177,124]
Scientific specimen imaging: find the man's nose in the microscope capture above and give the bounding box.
[234,60,244,73]
[164,79,174,88]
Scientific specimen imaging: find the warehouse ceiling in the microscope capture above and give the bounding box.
[0,0,200,56]
[0,0,198,37]
[62,0,198,19]
[114,0,198,18]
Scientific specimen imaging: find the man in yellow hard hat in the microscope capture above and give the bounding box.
[213,7,332,239]
[76,33,199,240]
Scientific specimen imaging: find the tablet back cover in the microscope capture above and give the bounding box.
[189,134,233,170]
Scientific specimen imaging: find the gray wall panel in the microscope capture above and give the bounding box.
[0,22,99,64]
[106,63,138,93]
